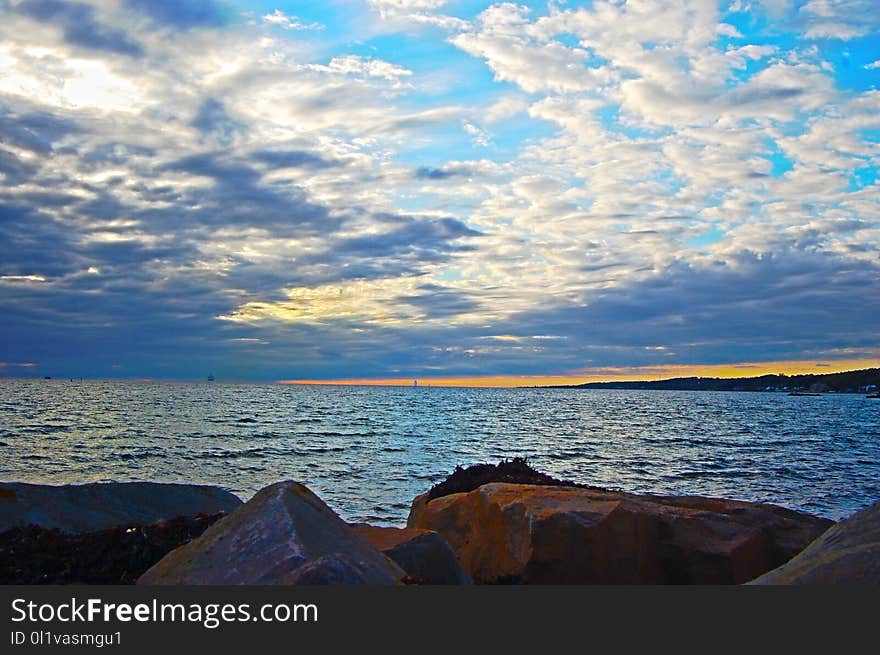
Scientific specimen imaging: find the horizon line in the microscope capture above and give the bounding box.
[277,358,880,388]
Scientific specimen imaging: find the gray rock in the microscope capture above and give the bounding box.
[282,554,369,584]
[0,482,242,534]
[138,481,405,585]
[351,524,472,584]
[749,500,880,584]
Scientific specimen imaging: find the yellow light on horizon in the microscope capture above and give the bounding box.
[278,358,880,388]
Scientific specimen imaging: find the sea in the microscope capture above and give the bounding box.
[1,379,878,525]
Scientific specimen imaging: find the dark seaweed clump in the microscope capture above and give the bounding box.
[0,512,226,584]
[425,458,587,502]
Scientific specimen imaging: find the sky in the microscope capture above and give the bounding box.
[0,0,878,384]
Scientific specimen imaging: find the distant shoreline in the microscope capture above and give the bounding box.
[542,367,880,394]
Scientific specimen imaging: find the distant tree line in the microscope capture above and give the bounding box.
[554,368,880,393]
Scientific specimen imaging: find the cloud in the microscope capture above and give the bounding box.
[398,283,482,319]
[252,150,342,170]
[191,98,246,146]
[155,152,340,234]
[13,0,144,57]
[452,6,614,94]
[368,0,448,9]
[365,0,467,31]
[0,107,82,153]
[325,55,412,80]
[0,0,877,380]
[0,149,38,185]
[798,0,880,40]
[414,164,475,180]
[330,215,479,259]
[125,0,229,30]
[474,247,880,371]
[261,9,322,31]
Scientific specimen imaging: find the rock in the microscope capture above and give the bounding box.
[748,500,880,584]
[408,483,833,584]
[138,481,405,585]
[423,458,583,503]
[283,554,370,585]
[0,513,226,585]
[0,482,242,534]
[351,524,472,584]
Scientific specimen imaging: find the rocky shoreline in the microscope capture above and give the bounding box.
[1,460,877,585]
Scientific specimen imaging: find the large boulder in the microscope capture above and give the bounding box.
[407,483,833,584]
[351,524,472,585]
[0,482,242,534]
[138,481,405,585]
[748,500,880,584]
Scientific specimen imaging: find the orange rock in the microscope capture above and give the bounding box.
[352,525,433,551]
[407,483,832,584]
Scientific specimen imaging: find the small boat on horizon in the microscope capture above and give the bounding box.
[788,391,822,396]
[207,372,215,382]
[867,393,880,399]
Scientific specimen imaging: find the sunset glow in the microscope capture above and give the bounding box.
[280,358,880,388]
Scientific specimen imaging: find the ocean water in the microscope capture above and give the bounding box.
[0,380,878,525]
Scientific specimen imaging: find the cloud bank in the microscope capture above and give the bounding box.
[0,0,877,380]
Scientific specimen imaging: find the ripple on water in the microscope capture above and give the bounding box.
[0,381,878,524]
